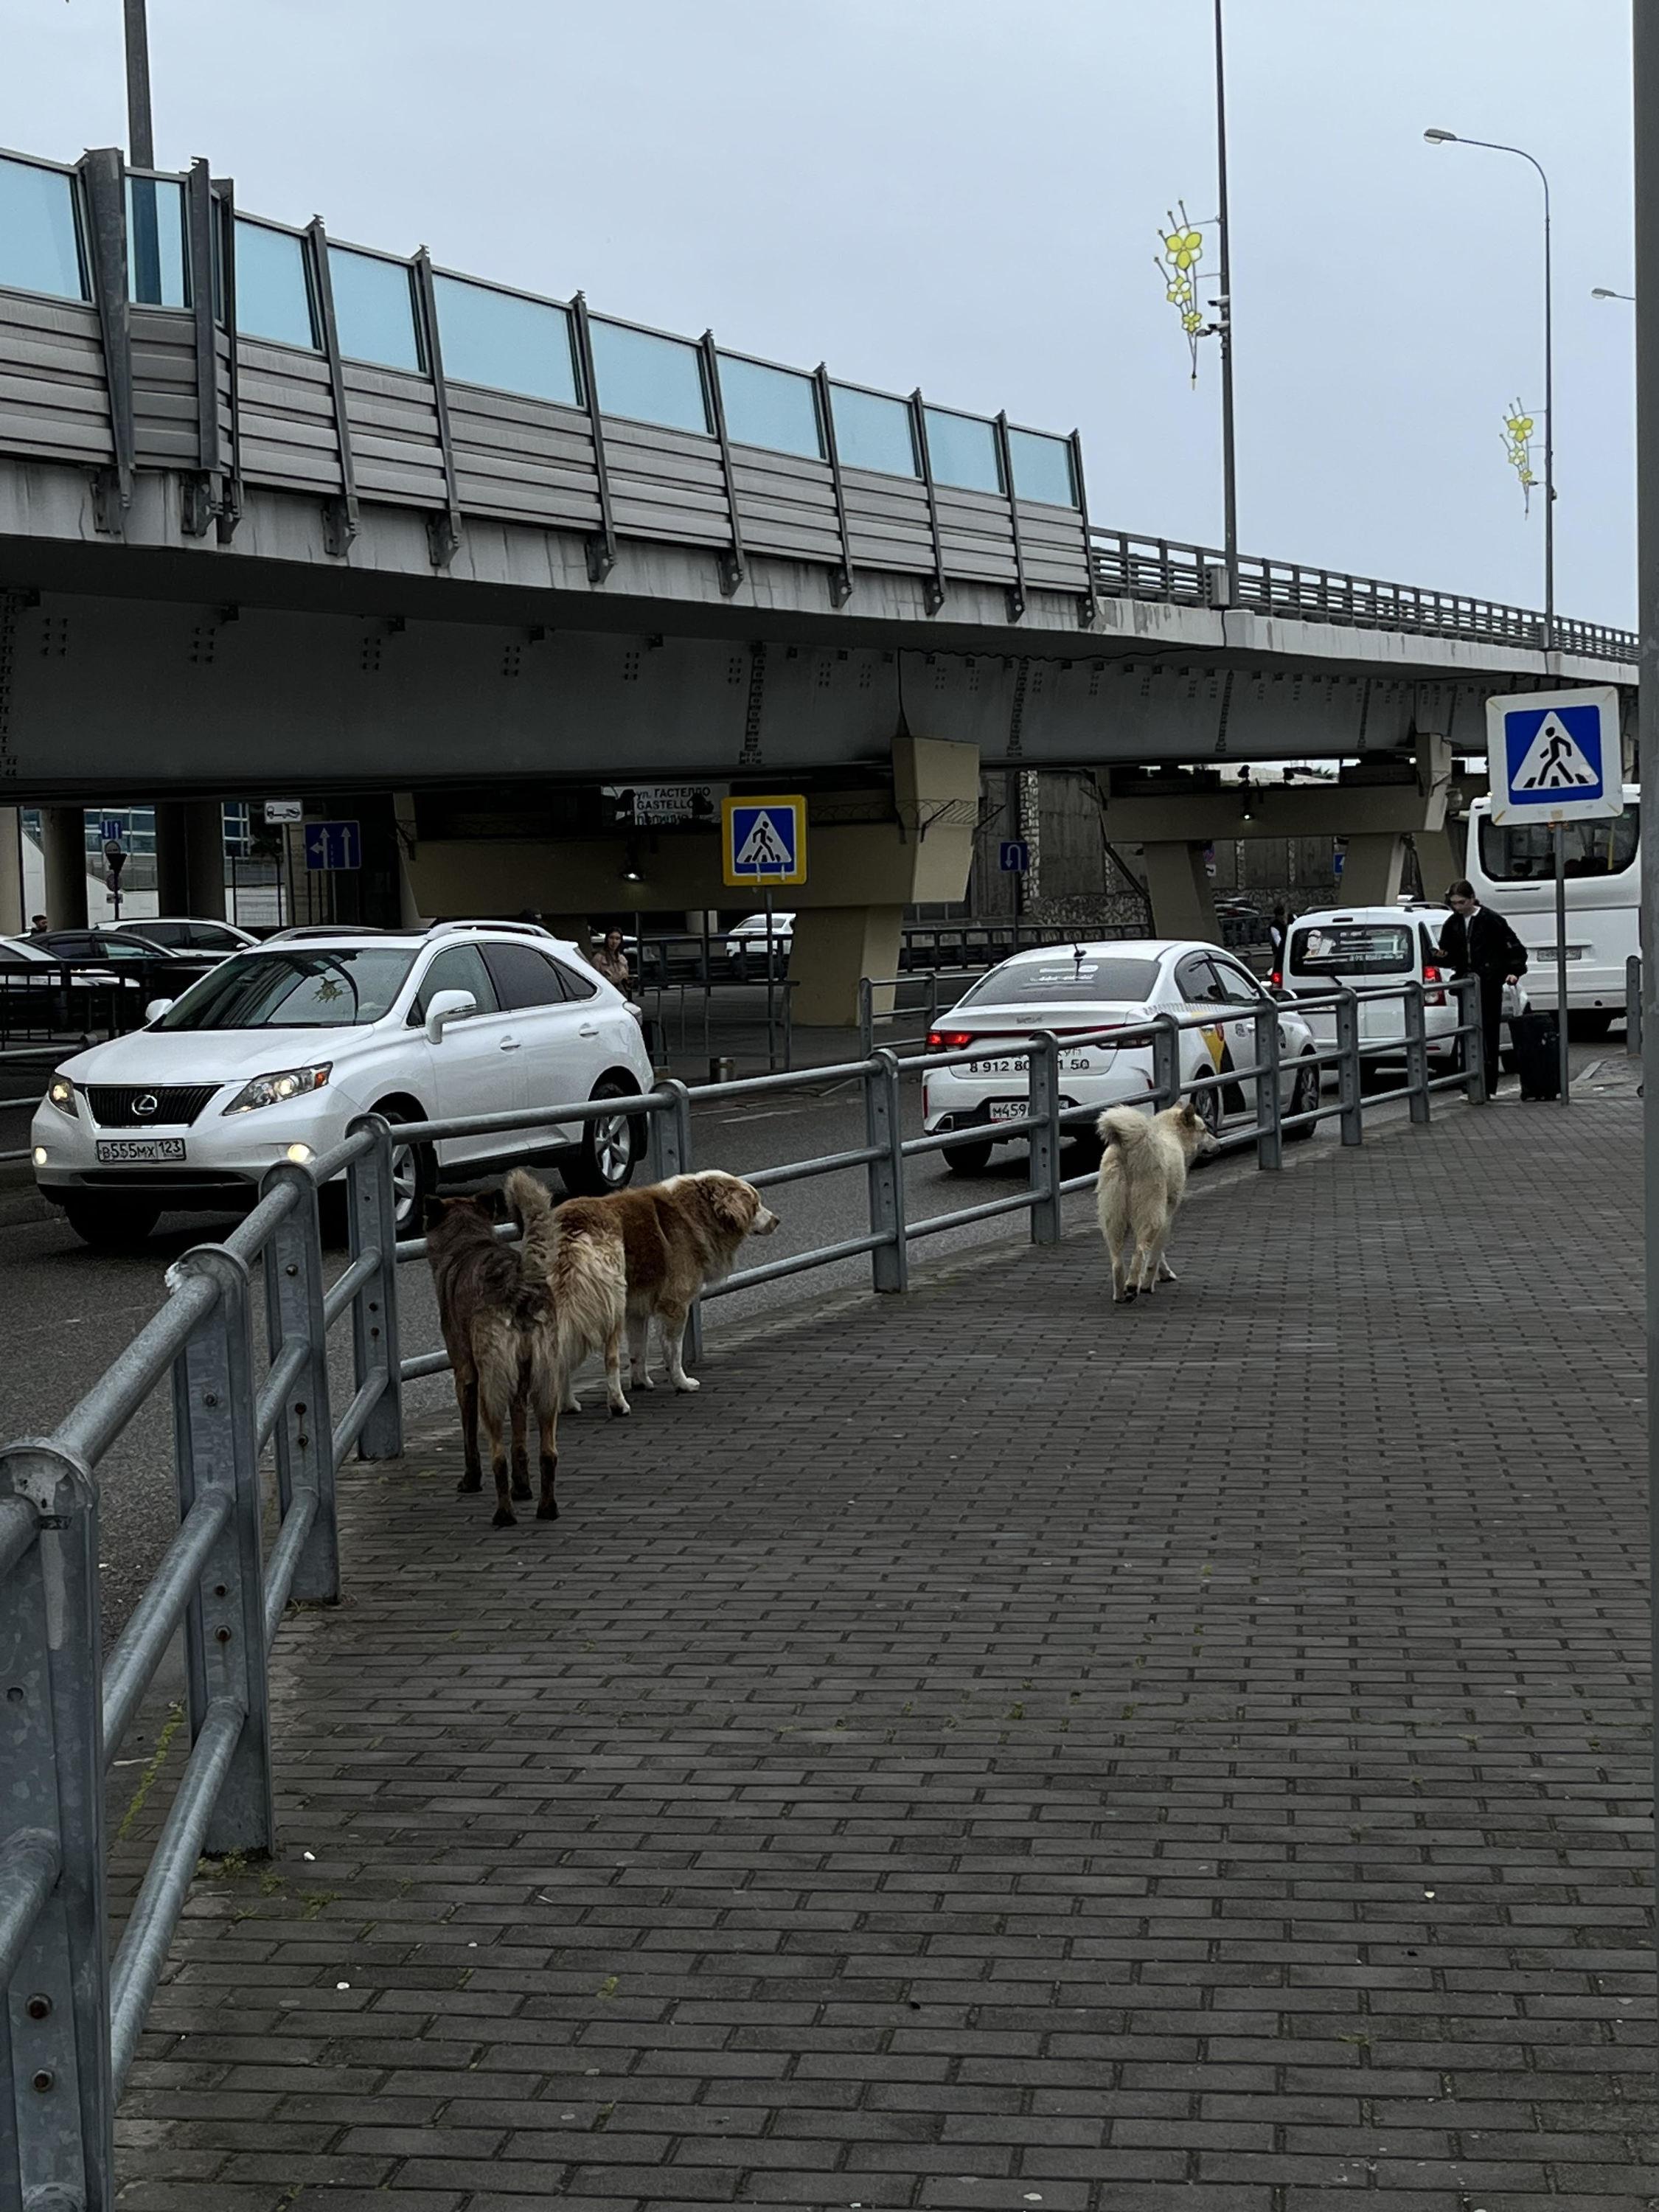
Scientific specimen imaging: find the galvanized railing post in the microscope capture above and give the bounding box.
[1028,1030,1063,1242]
[0,1441,113,2212]
[650,1081,702,1360]
[1150,1013,1181,1107]
[346,1116,403,1460]
[169,1248,275,1858]
[1335,989,1364,1146]
[1627,953,1643,1056]
[857,975,874,1057]
[1403,981,1431,1124]
[866,1050,908,1293]
[1454,975,1487,1105]
[1253,1001,1284,1171]
[260,1163,337,1607]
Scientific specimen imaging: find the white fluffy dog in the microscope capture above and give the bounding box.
[1095,1102,1217,1304]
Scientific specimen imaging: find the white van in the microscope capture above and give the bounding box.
[1279,904,1460,1068]
[1465,785,1638,1036]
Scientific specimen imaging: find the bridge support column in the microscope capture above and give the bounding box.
[1138,843,1220,942]
[1410,825,1461,902]
[791,906,904,1028]
[1335,833,1407,907]
[0,808,23,935]
[155,801,226,918]
[41,804,88,928]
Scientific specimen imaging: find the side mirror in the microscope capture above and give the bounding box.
[424,987,477,1045]
[145,997,175,1023]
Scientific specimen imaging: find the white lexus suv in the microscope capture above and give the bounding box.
[32,922,655,1248]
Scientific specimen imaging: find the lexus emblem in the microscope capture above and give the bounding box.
[133,1093,158,1118]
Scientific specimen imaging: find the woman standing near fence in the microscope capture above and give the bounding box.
[591,928,633,998]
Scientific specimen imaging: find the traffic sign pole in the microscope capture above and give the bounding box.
[1553,823,1569,1105]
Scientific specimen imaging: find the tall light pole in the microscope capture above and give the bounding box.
[1213,0,1238,606]
[1633,0,1659,2044]
[1425,128,1554,647]
[123,0,154,165]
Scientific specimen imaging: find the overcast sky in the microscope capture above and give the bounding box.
[3,0,1638,627]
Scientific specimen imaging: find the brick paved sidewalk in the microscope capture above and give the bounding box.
[116,1093,1656,2211]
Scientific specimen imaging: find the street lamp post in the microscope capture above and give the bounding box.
[1592,285,1636,302]
[1425,128,1554,649]
[1212,0,1238,608]
[123,0,154,165]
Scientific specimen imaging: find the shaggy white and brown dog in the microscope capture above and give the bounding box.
[563,1170,779,1399]
[1095,1102,1217,1304]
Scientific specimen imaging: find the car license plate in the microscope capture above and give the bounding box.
[95,1138,186,1164]
[988,1099,1028,1123]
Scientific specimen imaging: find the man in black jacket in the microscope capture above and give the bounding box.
[1439,880,1529,1094]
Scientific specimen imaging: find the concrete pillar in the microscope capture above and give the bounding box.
[41,805,88,928]
[1410,827,1461,903]
[0,809,24,936]
[790,905,903,1028]
[185,800,226,918]
[154,800,226,916]
[1335,832,1407,907]
[394,793,425,926]
[1139,843,1220,942]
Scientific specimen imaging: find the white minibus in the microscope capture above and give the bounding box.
[1463,785,1638,1037]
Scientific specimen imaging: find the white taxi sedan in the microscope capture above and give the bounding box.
[922,939,1322,1172]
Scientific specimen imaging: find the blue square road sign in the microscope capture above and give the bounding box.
[304,819,362,872]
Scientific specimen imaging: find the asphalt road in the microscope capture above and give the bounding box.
[0,1037,1627,1646]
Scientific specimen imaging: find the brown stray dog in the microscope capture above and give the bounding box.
[559,1172,780,1401]
[506,1167,632,1427]
[422,1190,560,1528]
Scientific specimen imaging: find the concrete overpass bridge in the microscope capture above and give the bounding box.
[0,139,1638,1010]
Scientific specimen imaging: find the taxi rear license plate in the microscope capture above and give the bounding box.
[96,1137,186,1164]
[988,1099,1027,1123]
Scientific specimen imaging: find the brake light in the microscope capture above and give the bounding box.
[1423,961,1447,1007]
[927,1029,975,1051]
[1423,964,1441,983]
[1269,968,1282,988]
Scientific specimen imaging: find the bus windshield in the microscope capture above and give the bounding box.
[1478,807,1638,884]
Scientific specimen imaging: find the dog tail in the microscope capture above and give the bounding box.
[550,1210,627,1375]
[504,1166,560,1282]
[1096,1105,1155,1152]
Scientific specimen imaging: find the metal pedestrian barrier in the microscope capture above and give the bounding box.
[0,973,1483,2208]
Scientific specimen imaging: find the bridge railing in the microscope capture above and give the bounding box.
[0,139,1636,658]
[1087,531,1636,662]
[0,972,1482,2206]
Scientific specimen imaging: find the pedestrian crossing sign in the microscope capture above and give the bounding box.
[1486,686,1622,824]
[723,794,807,886]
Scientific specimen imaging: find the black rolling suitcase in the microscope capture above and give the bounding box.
[1508,1009,1560,1099]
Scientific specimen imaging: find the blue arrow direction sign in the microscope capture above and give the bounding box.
[304,819,362,872]
[100,816,124,845]
[998,839,1030,874]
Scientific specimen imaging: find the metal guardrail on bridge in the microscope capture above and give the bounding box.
[0,973,1484,2207]
[0,139,1635,660]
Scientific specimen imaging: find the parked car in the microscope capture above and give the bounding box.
[726,911,795,979]
[1278,904,1459,1071]
[32,922,655,1248]
[921,938,1322,1173]
[110,916,258,956]
[0,933,148,1038]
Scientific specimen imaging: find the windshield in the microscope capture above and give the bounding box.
[958,955,1160,1007]
[1290,923,1414,976]
[153,948,417,1030]
[1478,806,1639,883]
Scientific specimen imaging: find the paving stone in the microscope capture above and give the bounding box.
[114,1098,1658,2205]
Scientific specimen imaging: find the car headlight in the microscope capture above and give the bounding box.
[46,1076,77,1118]
[222,1063,332,1115]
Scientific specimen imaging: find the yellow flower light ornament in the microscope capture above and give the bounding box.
[1501,397,1538,514]
[1153,201,1213,385]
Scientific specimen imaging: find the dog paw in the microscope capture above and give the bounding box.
[510,1481,532,1501]
[672,1375,701,1393]
[535,1502,558,1522]
[632,1372,655,1390]
[492,1507,517,1528]
[456,1472,483,1494]
[609,1398,631,1419]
